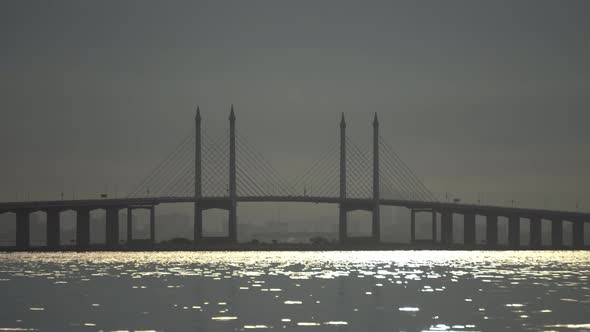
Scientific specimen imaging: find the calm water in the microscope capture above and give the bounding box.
[0,251,589,332]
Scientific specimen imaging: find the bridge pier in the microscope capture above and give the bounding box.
[463,212,476,247]
[339,202,378,244]
[194,203,236,244]
[410,209,416,244]
[339,206,347,243]
[572,220,584,249]
[508,214,520,249]
[551,218,563,248]
[150,206,156,243]
[105,207,119,247]
[194,206,203,244]
[126,206,156,245]
[371,205,380,241]
[46,209,60,249]
[126,208,132,243]
[16,210,30,250]
[529,216,542,249]
[440,210,453,245]
[432,211,437,243]
[228,203,237,243]
[76,209,90,248]
[486,214,498,247]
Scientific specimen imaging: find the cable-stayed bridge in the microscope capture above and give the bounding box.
[1,106,588,250]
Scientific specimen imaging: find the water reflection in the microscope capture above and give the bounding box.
[0,251,588,331]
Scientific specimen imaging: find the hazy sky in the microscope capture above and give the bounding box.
[1,1,589,211]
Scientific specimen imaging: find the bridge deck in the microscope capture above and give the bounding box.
[0,196,589,221]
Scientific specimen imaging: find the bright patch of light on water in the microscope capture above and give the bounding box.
[0,251,588,331]
[323,321,348,325]
[211,316,238,321]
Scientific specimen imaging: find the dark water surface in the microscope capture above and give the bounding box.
[0,251,588,331]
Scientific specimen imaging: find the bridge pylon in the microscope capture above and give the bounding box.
[338,113,347,243]
[338,113,381,244]
[194,107,203,243]
[228,105,237,242]
[193,106,238,245]
[372,113,380,241]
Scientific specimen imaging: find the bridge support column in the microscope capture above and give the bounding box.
[463,212,476,247]
[150,206,156,244]
[441,210,452,245]
[194,206,203,244]
[371,113,380,242]
[338,113,347,244]
[410,209,416,244]
[486,214,498,247]
[105,207,119,247]
[228,106,237,243]
[371,206,380,242]
[194,107,203,245]
[76,209,90,248]
[46,209,60,249]
[432,211,437,243]
[508,215,520,249]
[551,219,563,248]
[339,206,347,243]
[228,204,237,243]
[16,210,30,250]
[530,216,542,249]
[127,208,133,243]
[572,221,584,249]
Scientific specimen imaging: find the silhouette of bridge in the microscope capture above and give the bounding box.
[1,106,588,250]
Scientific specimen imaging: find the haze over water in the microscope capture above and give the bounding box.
[0,251,588,331]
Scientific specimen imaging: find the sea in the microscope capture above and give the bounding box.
[0,251,588,331]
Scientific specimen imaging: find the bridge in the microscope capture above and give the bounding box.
[1,106,588,250]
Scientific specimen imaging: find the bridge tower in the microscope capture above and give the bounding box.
[338,113,381,244]
[193,106,238,245]
[372,113,381,241]
[228,106,237,243]
[194,107,203,244]
[338,114,347,243]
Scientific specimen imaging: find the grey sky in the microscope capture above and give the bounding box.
[1,1,589,211]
